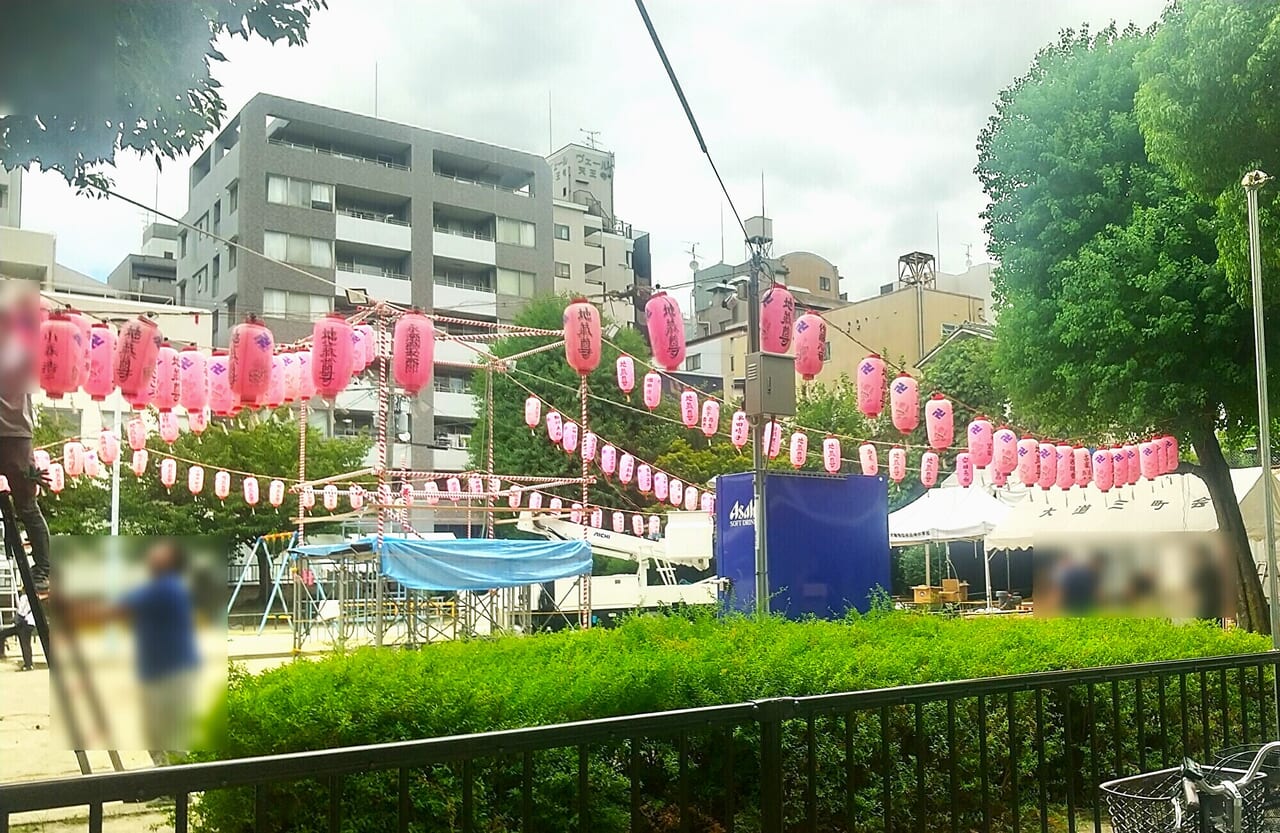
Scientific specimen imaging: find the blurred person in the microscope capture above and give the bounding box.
[1054,551,1098,615]
[0,590,35,670]
[0,281,50,593]
[1191,545,1226,623]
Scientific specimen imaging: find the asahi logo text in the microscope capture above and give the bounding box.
[728,499,755,528]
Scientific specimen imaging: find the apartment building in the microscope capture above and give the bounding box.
[106,222,180,303]
[176,94,555,525]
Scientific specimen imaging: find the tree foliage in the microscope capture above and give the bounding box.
[1,0,326,184]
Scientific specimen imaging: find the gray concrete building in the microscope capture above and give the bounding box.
[107,222,180,303]
[177,93,556,489]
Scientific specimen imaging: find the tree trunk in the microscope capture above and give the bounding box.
[1190,423,1269,634]
[255,544,272,606]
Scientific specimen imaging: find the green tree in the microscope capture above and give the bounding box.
[976,25,1268,629]
[1136,0,1280,301]
[1,0,326,184]
[469,296,686,530]
[920,337,1009,425]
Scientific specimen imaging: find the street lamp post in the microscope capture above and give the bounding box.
[1243,169,1280,649]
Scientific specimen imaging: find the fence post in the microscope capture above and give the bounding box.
[756,698,792,833]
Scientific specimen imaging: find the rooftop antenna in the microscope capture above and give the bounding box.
[580,129,601,149]
[964,243,974,269]
[685,242,700,272]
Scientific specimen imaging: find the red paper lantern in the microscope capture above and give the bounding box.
[67,311,91,389]
[207,351,236,416]
[38,312,82,398]
[297,349,316,402]
[561,420,579,454]
[229,316,274,408]
[178,346,208,412]
[793,312,826,380]
[263,354,285,409]
[311,314,355,399]
[356,323,377,369]
[1093,448,1114,492]
[153,344,181,412]
[1016,438,1039,486]
[968,417,994,469]
[47,462,65,494]
[993,428,1018,475]
[563,299,602,375]
[393,310,435,394]
[131,449,149,478]
[925,394,954,450]
[600,445,618,477]
[1074,447,1091,487]
[890,374,919,435]
[645,291,686,371]
[126,417,148,451]
[857,354,886,418]
[280,351,300,403]
[759,285,795,354]
[669,479,684,507]
[85,323,117,401]
[1056,444,1074,489]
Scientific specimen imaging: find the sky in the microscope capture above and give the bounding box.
[19,0,1168,301]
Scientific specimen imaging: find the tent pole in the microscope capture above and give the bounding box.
[985,549,993,612]
[924,541,931,587]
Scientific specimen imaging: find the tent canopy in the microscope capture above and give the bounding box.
[888,486,1012,545]
[291,535,592,591]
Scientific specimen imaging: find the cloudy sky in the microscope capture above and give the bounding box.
[20,0,1167,300]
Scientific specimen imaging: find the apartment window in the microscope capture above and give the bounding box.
[819,276,831,292]
[178,231,187,258]
[823,341,831,361]
[193,266,207,293]
[625,249,632,267]
[880,283,894,295]
[685,354,702,372]
[262,288,332,319]
[0,185,7,209]
[554,223,570,241]
[264,231,333,268]
[177,282,186,306]
[196,213,208,235]
[212,200,221,234]
[496,268,536,297]
[267,175,334,211]
[227,239,237,270]
[211,255,220,296]
[433,374,471,394]
[730,354,735,371]
[496,217,536,247]
[554,261,571,279]
[228,182,238,213]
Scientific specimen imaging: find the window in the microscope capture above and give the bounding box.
[433,374,471,393]
[264,231,333,267]
[554,223,570,241]
[554,261,571,278]
[0,184,7,209]
[625,249,632,267]
[685,354,702,371]
[211,255,220,296]
[730,354,735,371]
[267,175,333,211]
[880,283,894,295]
[193,266,207,293]
[228,182,238,213]
[819,276,831,292]
[496,268,536,297]
[212,200,221,234]
[178,231,187,258]
[496,217,536,247]
[196,213,208,234]
[177,282,186,306]
[228,239,237,270]
[262,289,332,319]
[822,341,831,361]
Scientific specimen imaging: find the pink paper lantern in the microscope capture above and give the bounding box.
[563,299,602,375]
[546,410,564,443]
[925,394,954,450]
[612,511,625,533]
[857,354,886,418]
[645,292,686,371]
[993,428,1018,475]
[701,493,715,514]
[992,467,1009,487]
[322,483,338,510]
[684,486,698,512]
[637,463,653,493]
[207,351,235,416]
[280,351,300,403]
[1093,449,1114,492]
[214,470,232,501]
[126,417,147,452]
[85,323,117,401]
[63,442,85,477]
[46,462,65,494]
[229,316,274,408]
[890,374,919,435]
[528,492,543,511]
[956,452,974,488]
[1140,441,1159,480]
[1074,447,1091,487]
[789,432,808,468]
[632,514,645,536]
[570,503,583,524]
[616,356,635,396]
[793,312,827,380]
[38,313,82,398]
[31,450,49,473]
[759,285,795,354]
[765,420,783,459]
[1016,438,1039,486]
[263,354,285,409]
[311,314,355,400]
[177,346,208,412]
[1153,437,1167,475]
[67,311,91,388]
[642,371,662,410]
[654,471,669,501]
[189,407,209,436]
[99,429,120,466]
[730,411,750,450]
[1110,447,1127,488]
[393,310,435,394]
[159,411,180,445]
[153,344,181,412]
[669,479,683,506]
[561,420,580,454]
[648,515,661,538]
[524,396,541,431]
[131,449,149,478]
[888,446,906,483]
[357,324,377,369]
[700,400,720,438]
[1123,445,1138,486]
[348,484,364,509]
[619,453,635,484]
[582,431,599,463]
[550,496,562,512]
[187,465,204,495]
[423,482,440,506]
[296,350,316,402]
[84,450,101,479]
[600,444,618,477]
[468,475,484,496]
[272,481,291,508]
[823,436,841,474]
[920,451,939,488]
[1164,436,1179,473]
[859,442,878,476]
[1034,442,1056,489]
[1056,444,1074,490]
[680,390,699,428]
[243,476,260,506]
[113,315,162,407]
[968,418,994,469]
[159,458,177,490]
[351,327,369,373]
[590,507,603,528]
[508,486,522,509]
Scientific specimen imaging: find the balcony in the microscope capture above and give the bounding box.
[433,149,534,197]
[432,446,471,471]
[432,389,477,419]
[433,274,496,318]
[336,262,411,305]
[432,228,495,265]
[268,137,409,170]
[336,209,412,251]
[435,338,489,367]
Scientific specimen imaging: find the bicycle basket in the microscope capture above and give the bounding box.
[1101,767,1267,833]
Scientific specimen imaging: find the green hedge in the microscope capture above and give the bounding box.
[191,613,1270,832]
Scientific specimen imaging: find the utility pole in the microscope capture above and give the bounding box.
[746,248,768,614]
[1244,169,1279,648]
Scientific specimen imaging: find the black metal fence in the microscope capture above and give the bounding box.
[2,652,1277,833]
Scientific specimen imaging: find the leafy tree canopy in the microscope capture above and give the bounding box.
[0,0,326,184]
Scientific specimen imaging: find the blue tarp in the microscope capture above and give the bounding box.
[289,536,592,591]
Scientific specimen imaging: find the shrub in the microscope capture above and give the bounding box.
[191,613,1269,832]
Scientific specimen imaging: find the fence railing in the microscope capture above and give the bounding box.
[268,137,410,171]
[2,651,1276,833]
[337,207,410,226]
[433,169,532,196]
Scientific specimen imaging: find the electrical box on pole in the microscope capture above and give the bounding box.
[744,352,795,418]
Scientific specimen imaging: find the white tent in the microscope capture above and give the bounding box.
[888,486,1012,545]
